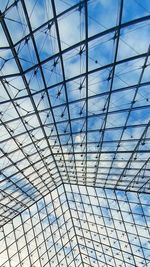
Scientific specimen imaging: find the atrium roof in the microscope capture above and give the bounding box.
[0,0,150,266]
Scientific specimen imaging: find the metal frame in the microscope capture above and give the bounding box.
[0,0,150,266]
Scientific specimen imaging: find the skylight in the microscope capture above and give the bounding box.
[0,0,150,266]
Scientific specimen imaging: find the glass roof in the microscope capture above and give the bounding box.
[0,0,150,266]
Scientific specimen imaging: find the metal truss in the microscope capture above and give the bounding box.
[0,0,150,266]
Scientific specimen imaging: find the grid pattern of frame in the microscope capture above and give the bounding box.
[0,185,82,267]
[1,184,150,267]
[0,0,150,266]
[66,184,150,267]
[1,0,150,225]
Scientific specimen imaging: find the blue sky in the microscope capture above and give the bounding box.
[0,0,150,266]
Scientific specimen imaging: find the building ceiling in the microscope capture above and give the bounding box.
[0,0,150,266]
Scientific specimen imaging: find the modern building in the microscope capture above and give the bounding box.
[0,1,150,266]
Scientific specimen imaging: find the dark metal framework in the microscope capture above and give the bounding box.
[0,0,150,266]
